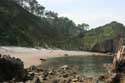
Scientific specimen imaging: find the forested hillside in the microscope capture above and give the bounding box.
[83,21,125,52]
[0,0,87,49]
[0,0,125,52]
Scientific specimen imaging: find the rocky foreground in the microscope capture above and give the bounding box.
[0,54,25,82]
[0,54,98,83]
[2,46,125,83]
[0,54,111,83]
[0,47,114,83]
[24,65,97,83]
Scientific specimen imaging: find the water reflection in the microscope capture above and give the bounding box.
[43,56,113,77]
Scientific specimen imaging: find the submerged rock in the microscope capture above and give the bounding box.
[60,65,69,70]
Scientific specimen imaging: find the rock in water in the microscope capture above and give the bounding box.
[60,65,69,70]
[0,54,25,82]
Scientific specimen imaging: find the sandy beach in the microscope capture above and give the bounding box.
[0,46,108,68]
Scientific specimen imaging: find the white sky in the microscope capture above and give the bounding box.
[37,0,125,28]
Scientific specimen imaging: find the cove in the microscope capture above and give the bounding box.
[42,56,113,77]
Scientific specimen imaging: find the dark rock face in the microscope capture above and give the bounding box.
[0,54,25,82]
[92,39,113,53]
[113,46,125,73]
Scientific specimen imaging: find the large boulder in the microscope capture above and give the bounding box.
[113,38,125,72]
[0,54,25,82]
[113,46,125,73]
[92,39,113,53]
[112,45,125,83]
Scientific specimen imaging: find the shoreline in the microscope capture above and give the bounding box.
[0,46,111,68]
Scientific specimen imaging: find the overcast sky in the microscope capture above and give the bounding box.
[37,0,125,28]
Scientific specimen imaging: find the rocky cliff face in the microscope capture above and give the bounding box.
[0,54,25,82]
[91,39,113,53]
[83,22,125,53]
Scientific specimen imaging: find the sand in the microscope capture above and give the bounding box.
[0,46,108,68]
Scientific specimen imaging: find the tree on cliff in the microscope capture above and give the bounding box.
[11,0,45,16]
[77,23,89,37]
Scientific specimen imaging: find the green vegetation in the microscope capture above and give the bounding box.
[0,0,87,49]
[0,0,125,52]
[83,21,125,51]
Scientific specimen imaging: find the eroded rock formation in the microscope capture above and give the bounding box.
[92,39,113,53]
[0,54,25,82]
[113,38,125,73]
[112,38,125,83]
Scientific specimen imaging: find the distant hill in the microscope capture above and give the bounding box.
[83,21,125,52]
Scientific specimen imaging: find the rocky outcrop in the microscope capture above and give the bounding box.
[111,40,125,83]
[117,38,125,52]
[92,39,113,53]
[97,45,125,83]
[113,38,125,73]
[113,46,125,73]
[0,54,25,82]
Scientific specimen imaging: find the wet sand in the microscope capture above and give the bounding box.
[0,46,108,68]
